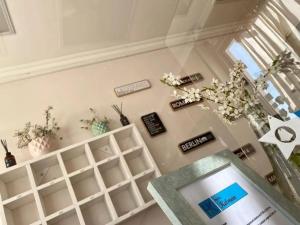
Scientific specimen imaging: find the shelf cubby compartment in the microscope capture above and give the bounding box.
[109,182,140,217]
[47,209,80,225]
[38,180,72,217]
[80,195,113,225]
[124,148,151,176]
[98,158,128,188]
[3,194,39,225]
[135,172,156,203]
[70,168,101,202]
[31,155,63,186]
[89,136,117,162]
[0,166,31,201]
[114,128,140,152]
[61,145,89,174]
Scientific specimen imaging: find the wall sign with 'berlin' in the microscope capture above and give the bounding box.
[178,132,215,153]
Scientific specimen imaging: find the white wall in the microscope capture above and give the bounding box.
[0,37,272,176]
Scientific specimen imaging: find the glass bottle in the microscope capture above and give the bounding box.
[5,151,17,168]
[247,112,300,204]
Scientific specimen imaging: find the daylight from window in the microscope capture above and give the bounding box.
[228,40,294,118]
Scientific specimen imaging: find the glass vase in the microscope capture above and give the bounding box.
[246,112,300,205]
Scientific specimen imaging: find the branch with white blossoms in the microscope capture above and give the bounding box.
[162,73,182,86]
[161,50,300,123]
[161,62,266,123]
[252,50,299,91]
[266,50,300,77]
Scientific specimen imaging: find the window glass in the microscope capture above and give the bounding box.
[228,40,294,118]
[228,41,261,79]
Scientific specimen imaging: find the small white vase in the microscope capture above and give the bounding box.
[28,136,54,158]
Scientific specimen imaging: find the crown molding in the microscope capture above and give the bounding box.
[0,21,248,84]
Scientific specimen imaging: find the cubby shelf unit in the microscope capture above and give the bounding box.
[0,124,161,225]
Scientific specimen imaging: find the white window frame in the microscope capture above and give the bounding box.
[226,39,291,117]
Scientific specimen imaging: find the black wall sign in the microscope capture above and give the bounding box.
[178,73,203,87]
[178,132,215,153]
[170,98,201,111]
[265,172,277,186]
[233,144,256,160]
[141,112,166,137]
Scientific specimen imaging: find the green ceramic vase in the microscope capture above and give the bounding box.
[91,121,109,136]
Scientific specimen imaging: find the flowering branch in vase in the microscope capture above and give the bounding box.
[162,62,267,123]
[266,50,300,77]
[162,51,300,124]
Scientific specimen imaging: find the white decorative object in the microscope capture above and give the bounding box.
[28,136,54,158]
[114,80,151,97]
[0,124,160,225]
[259,116,300,159]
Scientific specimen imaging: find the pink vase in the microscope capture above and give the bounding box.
[28,136,55,158]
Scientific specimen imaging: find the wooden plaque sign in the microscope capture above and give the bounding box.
[141,112,166,137]
[114,80,151,97]
[178,132,215,153]
[233,143,256,160]
[170,98,200,111]
[178,73,203,87]
[265,172,277,186]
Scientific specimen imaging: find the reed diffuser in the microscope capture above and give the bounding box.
[1,139,17,168]
[112,103,130,126]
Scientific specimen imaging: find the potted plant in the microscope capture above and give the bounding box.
[14,106,62,158]
[80,108,110,136]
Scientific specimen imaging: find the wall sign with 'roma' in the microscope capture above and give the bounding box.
[170,98,201,111]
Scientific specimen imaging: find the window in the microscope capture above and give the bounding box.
[228,41,261,79]
[227,40,294,118]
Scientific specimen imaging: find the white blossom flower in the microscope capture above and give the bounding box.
[161,60,270,123]
[161,73,182,86]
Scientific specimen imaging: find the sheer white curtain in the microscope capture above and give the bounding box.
[235,0,300,112]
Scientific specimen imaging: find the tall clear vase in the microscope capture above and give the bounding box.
[247,113,300,205]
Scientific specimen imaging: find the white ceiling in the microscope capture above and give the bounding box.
[0,0,261,82]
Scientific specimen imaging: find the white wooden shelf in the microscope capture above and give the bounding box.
[47,209,80,225]
[3,194,39,225]
[0,124,161,225]
[98,158,128,189]
[124,147,152,176]
[70,168,101,202]
[61,146,90,174]
[31,156,63,186]
[89,136,116,162]
[135,171,157,203]
[80,195,113,225]
[0,167,31,201]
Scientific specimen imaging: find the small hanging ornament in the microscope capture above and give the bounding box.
[259,116,300,159]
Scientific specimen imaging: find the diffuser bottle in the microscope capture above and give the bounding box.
[1,139,17,168]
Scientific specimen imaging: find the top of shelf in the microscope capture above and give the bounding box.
[0,124,137,175]
[0,123,162,225]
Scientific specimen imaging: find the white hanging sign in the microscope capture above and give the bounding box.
[259,116,300,159]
